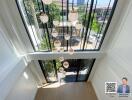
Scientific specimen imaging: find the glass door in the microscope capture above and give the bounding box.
[39,59,95,83]
[63,59,78,82]
[39,60,57,83]
[60,59,95,83]
[77,59,96,81]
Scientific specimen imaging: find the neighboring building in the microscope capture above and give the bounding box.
[77,0,85,6]
[96,7,112,21]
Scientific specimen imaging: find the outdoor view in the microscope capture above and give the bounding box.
[17,0,115,51]
[39,59,95,83]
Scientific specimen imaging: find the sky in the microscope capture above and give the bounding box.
[68,0,115,7]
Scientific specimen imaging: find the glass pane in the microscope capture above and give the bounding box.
[77,59,95,81]
[17,0,116,51]
[63,59,78,82]
[41,60,57,82]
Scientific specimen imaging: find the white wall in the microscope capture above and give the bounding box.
[0,30,39,100]
[0,16,44,100]
[0,0,47,99]
[5,66,38,100]
[91,0,132,100]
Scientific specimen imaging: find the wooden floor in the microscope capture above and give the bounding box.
[35,82,98,100]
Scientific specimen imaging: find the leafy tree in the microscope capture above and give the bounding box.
[39,37,47,50]
[39,32,50,50]
[48,3,60,21]
[56,59,62,70]
[78,5,100,32]
[44,60,55,73]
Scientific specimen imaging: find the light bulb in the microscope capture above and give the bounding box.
[59,67,64,73]
[40,13,48,23]
[59,56,64,62]
[68,9,78,22]
[68,48,74,55]
[52,31,58,38]
[52,48,57,52]
[53,20,59,26]
[64,34,70,40]
[59,47,64,52]
[76,22,83,29]
[54,40,61,47]
[63,61,69,68]
[42,0,52,5]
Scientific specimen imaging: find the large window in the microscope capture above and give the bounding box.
[16,0,117,52]
[39,59,95,83]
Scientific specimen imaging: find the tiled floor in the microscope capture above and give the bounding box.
[35,82,98,100]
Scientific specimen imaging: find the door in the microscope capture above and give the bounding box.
[77,59,96,81]
[39,60,58,83]
[39,59,95,83]
[58,59,96,83]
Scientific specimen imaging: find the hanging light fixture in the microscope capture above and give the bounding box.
[53,20,60,26]
[42,0,52,5]
[68,48,74,55]
[64,34,70,40]
[75,22,83,29]
[52,48,57,52]
[59,56,64,62]
[59,67,64,73]
[63,61,69,68]
[59,47,64,52]
[54,40,61,47]
[40,13,48,23]
[68,9,78,22]
[52,30,58,38]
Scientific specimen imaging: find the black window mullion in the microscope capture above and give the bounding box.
[53,60,58,80]
[36,0,49,50]
[38,60,49,83]
[97,0,118,50]
[66,0,69,51]
[41,1,52,51]
[80,0,89,49]
[85,59,96,81]
[94,0,112,49]
[85,0,97,49]
[23,0,39,50]
[82,0,94,50]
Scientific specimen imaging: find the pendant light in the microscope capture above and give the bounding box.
[68,9,78,22]
[42,0,52,5]
[52,48,57,52]
[40,13,48,23]
[68,48,74,55]
[59,47,64,52]
[59,56,64,62]
[52,30,58,38]
[64,34,70,40]
[68,0,78,22]
[54,40,61,47]
[59,67,64,73]
[53,20,60,26]
[63,61,69,68]
[76,22,83,29]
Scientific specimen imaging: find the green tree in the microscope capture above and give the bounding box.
[39,32,50,50]
[56,59,62,70]
[48,3,60,21]
[78,5,100,32]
